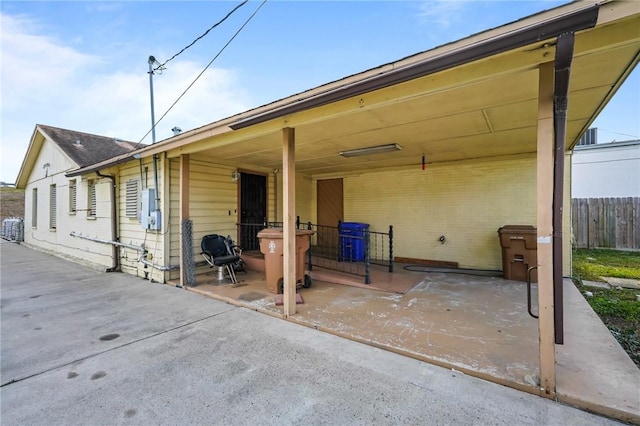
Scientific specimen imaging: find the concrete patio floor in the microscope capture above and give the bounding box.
[177,262,640,423]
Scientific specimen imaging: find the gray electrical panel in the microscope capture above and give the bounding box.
[141,188,161,231]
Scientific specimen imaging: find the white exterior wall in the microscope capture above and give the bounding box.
[23,139,114,270]
[571,141,640,198]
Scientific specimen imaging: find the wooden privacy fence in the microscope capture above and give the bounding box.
[572,197,639,250]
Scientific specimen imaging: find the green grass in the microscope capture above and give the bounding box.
[572,248,640,281]
[0,187,23,193]
[572,248,640,367]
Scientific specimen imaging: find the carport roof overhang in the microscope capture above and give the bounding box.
[70,0,640,178]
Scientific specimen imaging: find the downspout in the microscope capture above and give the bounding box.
[552,31,575,345]
[153,154,161,215]
[96,171,120,272]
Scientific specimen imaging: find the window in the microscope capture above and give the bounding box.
[69,179,77,214]
[87,180,96,218]
[49,184,57,230]
[125,179,140,218]
[32,188,38,228]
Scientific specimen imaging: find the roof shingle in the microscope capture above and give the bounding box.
[38,124,139,168]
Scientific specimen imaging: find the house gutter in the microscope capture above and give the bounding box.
[96,171,120,272]
[230,5,599,130]
[551,32,575,345]
[66,155,136,178]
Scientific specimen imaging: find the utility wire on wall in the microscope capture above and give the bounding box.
[135,0,267,147]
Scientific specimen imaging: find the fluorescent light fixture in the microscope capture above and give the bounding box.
[339,143,402,158]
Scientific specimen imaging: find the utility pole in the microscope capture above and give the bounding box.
[147,56,162,231]
[148,56,158,144]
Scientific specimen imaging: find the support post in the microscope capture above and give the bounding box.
[536,61,556,398]
[179,154,190,288]
[282,128,296,317]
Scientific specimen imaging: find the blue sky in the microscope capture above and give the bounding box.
[1,0,638,183]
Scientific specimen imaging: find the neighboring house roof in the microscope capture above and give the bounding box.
[573,139,640,151]
[15,124,139,188]
[67,0,640,177]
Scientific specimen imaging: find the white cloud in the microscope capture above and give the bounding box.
[75,61,250,144]
[1,13,101,109]
[417,0,470,28]
[0,11,251,183]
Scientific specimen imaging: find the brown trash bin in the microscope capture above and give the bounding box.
[498,225,537,283]
[257,228,314,294]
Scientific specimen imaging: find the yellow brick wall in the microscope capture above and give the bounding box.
[342,156,538,270]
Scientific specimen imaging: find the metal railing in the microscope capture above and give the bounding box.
[237,217,394,284]
[236,220,280,251]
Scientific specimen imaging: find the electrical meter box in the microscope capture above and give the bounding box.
[141,188,161,231]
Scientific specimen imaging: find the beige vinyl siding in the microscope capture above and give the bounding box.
[169,158,238,280]
[295,174,313,224]
[341,155,537,270]
[268,172,276,222]
[273,172,313,224]
[118,158,166,282]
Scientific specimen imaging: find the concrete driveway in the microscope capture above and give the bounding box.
[0,241,623,425]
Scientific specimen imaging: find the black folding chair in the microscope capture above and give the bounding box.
[200,234,241,285]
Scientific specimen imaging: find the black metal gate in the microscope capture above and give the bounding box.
[239,172,266,251]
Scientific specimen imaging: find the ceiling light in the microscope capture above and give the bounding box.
[339,143,402,158]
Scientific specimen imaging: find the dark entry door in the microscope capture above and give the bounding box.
[240,172,267,251]
[317,178,343,255]
[317,178,343,226]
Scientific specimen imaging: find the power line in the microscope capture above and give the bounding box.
[153,0,248,72]
[136,0,268,147]
[597,128,639,139]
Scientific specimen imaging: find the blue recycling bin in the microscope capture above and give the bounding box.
[340,222,369,262]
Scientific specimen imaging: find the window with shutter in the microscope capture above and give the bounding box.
[49,184,57,229]
[125,179,139,218]
[69,180,77,214]
[32,188,38,228]
[87,180,96,218]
